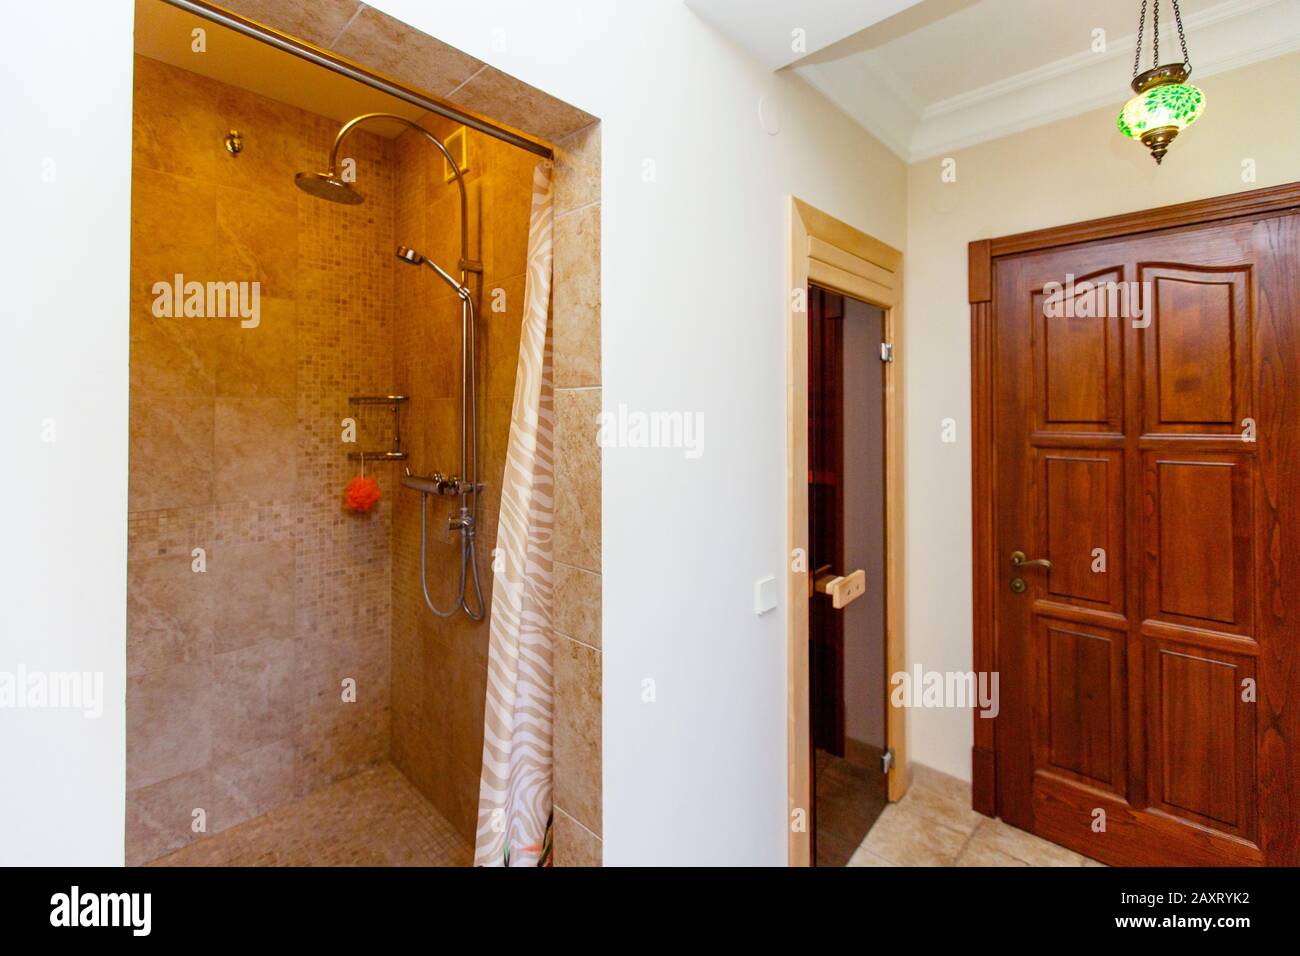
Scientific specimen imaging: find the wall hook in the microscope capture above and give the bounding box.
[224,129,243,155]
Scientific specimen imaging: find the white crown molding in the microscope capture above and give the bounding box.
[800,0,1300,163]
[923,0,1286,121]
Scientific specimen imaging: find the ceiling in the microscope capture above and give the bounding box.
[689,0,1300,161]
[133,0,421,137]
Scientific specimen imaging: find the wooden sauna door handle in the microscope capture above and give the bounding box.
[813,569,866,609]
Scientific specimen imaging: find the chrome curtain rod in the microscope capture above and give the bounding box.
[159,0,554,159]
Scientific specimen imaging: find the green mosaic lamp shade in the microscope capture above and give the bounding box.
[1116,83,1205,140]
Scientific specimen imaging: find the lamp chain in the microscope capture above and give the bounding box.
[1153,0,1160,66]
[1132,0,1148,78]
[1135,1,1193,78]
[1172,0,1192,70]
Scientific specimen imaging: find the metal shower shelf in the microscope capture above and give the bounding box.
[347,394,409,461]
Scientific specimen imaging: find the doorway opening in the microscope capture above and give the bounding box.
[808,287,889,866]
[786,198,906,866]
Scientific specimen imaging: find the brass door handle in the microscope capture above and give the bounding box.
[1010,550,1052,570]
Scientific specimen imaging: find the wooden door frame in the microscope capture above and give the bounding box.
[787,197,908,867]
[968,180,1300,819]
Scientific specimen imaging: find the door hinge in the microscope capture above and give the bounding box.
[880,342,894,362]
[881,748,895,774]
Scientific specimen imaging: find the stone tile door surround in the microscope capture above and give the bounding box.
[141,0,604,866]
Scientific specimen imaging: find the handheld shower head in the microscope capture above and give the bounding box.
[294,171,364,205]
[396,245,470,300]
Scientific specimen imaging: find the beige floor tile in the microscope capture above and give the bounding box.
[846,846,895,867]
[862,803,968,866]
[147,763,470,867]
[966,818,1087,867]
[895,782,986,838]
[954,837,1027,867]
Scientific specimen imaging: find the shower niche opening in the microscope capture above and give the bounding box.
[126,0,602,867]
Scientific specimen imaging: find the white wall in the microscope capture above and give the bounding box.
[0,1,134,864]
[374,0,908,864]
[904,51,1300,781]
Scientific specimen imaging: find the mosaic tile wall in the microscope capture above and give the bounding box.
[389,118,540,841]
[126,55,397,865]
[129,28,604,865]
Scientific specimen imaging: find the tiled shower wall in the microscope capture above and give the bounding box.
[126,55,397,865]
[549,124,604,865]
[130,0,604,865]
[388,118,538,838]
[388,118,605,868]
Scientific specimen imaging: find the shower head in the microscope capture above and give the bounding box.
[294,171,364,205]
[397,245,471,300]
[396,245,425,266]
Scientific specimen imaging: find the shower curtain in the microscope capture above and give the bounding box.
[474,162,556,866]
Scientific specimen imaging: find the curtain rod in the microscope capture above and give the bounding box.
[159,0,554,159]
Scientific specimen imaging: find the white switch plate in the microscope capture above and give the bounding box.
[754,575,778,615]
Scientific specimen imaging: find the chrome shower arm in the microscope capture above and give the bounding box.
[422,258,472,300]
[326,112,482,275]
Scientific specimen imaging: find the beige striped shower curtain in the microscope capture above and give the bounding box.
[473,162,556,866]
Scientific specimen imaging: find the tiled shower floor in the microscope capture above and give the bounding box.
[148,764,473,867]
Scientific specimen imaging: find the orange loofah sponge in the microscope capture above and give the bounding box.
[343,475,382,513]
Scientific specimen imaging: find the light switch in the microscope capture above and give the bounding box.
[754,575,778,615]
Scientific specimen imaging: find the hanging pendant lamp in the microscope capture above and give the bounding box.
[1117,0,1205,164]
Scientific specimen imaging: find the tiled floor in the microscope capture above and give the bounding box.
[847,764,1106,867]
[149,763,472,866]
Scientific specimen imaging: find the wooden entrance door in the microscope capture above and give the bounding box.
[971,188,1300,866]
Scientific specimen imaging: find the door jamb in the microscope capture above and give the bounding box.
[968,180,1300,818]
[787,196,907,867]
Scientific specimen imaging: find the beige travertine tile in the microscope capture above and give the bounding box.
[895,778,986,837]
[129,396,214,511]
[294,651,390,794]
[213,396,297,503]
[216,0,363,51]
[553,634,602,834]
[130,166,219,302]
[210,638,296,761]
[554,806,603,867]
[209,737,298,831]
[846,846,896,867]
[553,203,600,387]
[862,803,968,866]
[483,274,526,400]
[131,306,221,397]
[481,172,535,280]
[216,187,298,299]
[964,818,1087,867]
[554,561,601,649]
[910,762,976,806]
[132,56,223,182]
[450,66,596,143]
[213,296,297,398]
[148,764,471,867]
[955,836,1029,867]
[554,387,601,571]
[331,6,483,97]
[554,123,600,216]
[127,551,214,676]
[127,661,213,790]
[209,539,295,653]
[125,767,215,866]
